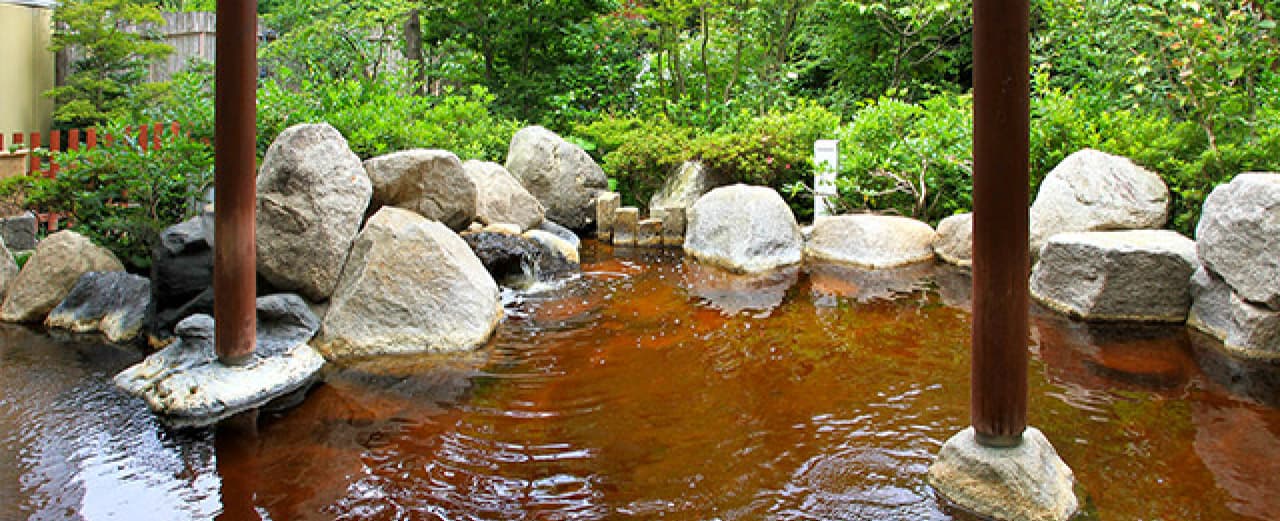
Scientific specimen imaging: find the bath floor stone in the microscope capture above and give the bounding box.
[929,427,1078,521]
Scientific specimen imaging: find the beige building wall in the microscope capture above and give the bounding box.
[0,3,55,137]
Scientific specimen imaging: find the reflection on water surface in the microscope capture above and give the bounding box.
[2,242,1277,520]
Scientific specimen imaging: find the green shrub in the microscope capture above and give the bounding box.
[578,115,694,208]
[23,124,214,270]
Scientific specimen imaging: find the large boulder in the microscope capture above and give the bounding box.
[257,123,372,301]
[933,213,973,267]
[316,207,503,359]
[1030,230,1198,322]
[1189,267,1280,358]
[1029,149,1170,255]
[805,214,937,269]
[114,294,325,428]
[0,236,17,300]
[649,161,729,214]
[0,230,124,322]
[46,272,150,343]
[505,126,608,230]
[462,160,544,231]
[684,185,803,273]
[1195,173,1280,310]
[365,149,477,231]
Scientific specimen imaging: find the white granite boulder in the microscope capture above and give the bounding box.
[1030,230,1198,322]
[933,213,973,267]
[683,185,803,273]
[365,149,478,231]
[462,160,545,232]
[649,161,729,214]
[805,214,937,269]
[0,230,125,323]
[505,126,608,230]
[1189,267,1280,358]
[256,123,373,301]
[1029,149,1170,255]
[1195,173,1280,310]
[316,207,503,359]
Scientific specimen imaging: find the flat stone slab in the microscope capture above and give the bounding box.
[805,214,937,269]
[1031,230,1198,322]
[114,294,324,428]
[929,427,1078,521]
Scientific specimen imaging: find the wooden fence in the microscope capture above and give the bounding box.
[0,122,194,231]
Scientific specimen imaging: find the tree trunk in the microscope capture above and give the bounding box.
[404,8,426,95]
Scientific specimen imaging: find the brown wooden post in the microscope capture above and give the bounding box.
[214,0,259,365]
[49,131,61,177]
[970,0,1031,448]
[86,128,97,149]
[29,133,41,175]
[139,124,150,152]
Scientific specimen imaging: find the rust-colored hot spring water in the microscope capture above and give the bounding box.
[2,243,1277,520]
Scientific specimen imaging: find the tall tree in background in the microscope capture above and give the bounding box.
[45,0,172,129]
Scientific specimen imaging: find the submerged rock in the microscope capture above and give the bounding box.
[463,159,544,232]
[1029,149,1170,256]
[525,229,581,278]
[1031,230,1198,323]
[257,123,372,301]
[46,272,150,343]
[316,207,503,359]
[805,214,937,269]
[933,212,973,267]
[505,126,608,230]
[684,185,803,273]
[682,262,799,316]
[114,294,325,428]
[1195,172,1280,310]
[463,230,542,287]
[0,230,124,323]
[1189,267,1280,358]
[366,149,477,231]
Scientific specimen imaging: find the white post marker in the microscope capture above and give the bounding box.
[813,140,839,218]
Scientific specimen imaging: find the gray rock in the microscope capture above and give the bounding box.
[0,236,17,300]
[684,185,803,273]
[929,427,1078,521]
[0,212,37,251]
[657,206,686,247]
[364,149,477,230]
[0,230,124,323]
[1189,267,1280,358]
[150,217,212,312]
[256,123,373,301]
[1195,173,1280,310]
[462,230,541,288]
[316,207,503,359]
[536,219,580,250]
[1030,230,1198,322]
[524,229,581,278]
[934,212,973,267]
[649,161,729,214]
[114,294,324,428]
[805,214,937,269]
[46,272,150,343]
[596,192,620,241]
[505,126,608,230]
[462,160,544,232]
[1029,149,1170,255]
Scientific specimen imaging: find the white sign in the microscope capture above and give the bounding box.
[814,140,839,218]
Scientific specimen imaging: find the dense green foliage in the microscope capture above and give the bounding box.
[45,0,173,129]
[29,0,1280,241]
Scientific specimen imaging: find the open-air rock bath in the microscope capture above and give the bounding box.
[0,122,1277,520]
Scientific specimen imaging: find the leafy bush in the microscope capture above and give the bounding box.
[23,125,214,270]
[576,115,695,208]
[825,94,972,223]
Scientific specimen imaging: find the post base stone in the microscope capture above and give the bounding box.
[928,426,1078,521]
